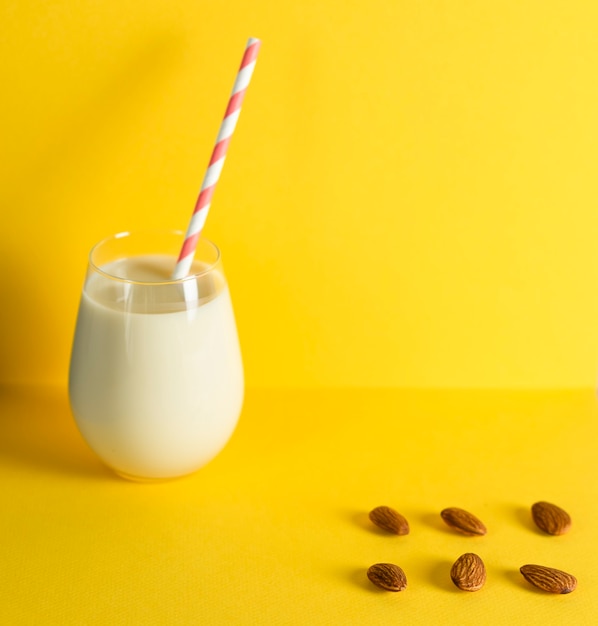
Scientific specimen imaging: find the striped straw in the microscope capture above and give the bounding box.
[172,37,261,279]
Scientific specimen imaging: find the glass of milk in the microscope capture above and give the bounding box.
[68,230,244,481]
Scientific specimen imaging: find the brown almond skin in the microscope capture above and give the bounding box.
[367,563,407,592]
[450,553,486,591]
[440,507,487,536]
[531,501,572,535]
[520,564,577,594]
[369,506,410,535]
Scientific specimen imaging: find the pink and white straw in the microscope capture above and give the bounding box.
[172,37,261,279]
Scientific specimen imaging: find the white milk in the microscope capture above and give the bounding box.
[69,255,244,480]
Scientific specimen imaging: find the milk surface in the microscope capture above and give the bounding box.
[69,255,244,479]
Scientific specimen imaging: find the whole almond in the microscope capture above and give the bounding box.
[520,564,577,594]
[367,563,407,592]
[531,501,571,535]
[369,506,410,535]
[450,553,486,591]
[440,507,487,536]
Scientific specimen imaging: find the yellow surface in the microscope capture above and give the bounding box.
[1,385,597,624]
[2,1,598,388]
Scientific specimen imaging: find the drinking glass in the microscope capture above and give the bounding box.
[68,230,244,481]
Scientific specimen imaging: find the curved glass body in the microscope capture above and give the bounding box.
[68,230,244,480]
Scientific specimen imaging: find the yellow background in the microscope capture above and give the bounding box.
[2,0,598,388]
[2,1,598,625]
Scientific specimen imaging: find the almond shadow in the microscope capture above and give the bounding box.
[419,511,456,535]
[513,505,541,534]
[428,558,461,593]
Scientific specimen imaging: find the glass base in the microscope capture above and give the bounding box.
[113,469,188,483]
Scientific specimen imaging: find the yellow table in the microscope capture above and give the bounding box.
[1,385,596,624]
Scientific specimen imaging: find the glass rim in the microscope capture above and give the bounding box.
[88,229,221,286]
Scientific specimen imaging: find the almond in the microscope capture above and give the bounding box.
[531,501,571,535]
[367,563,407,592]
[450,553,486,591]
[520,564,577,594]
[440,507,487,536]
[369,506,410,535]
